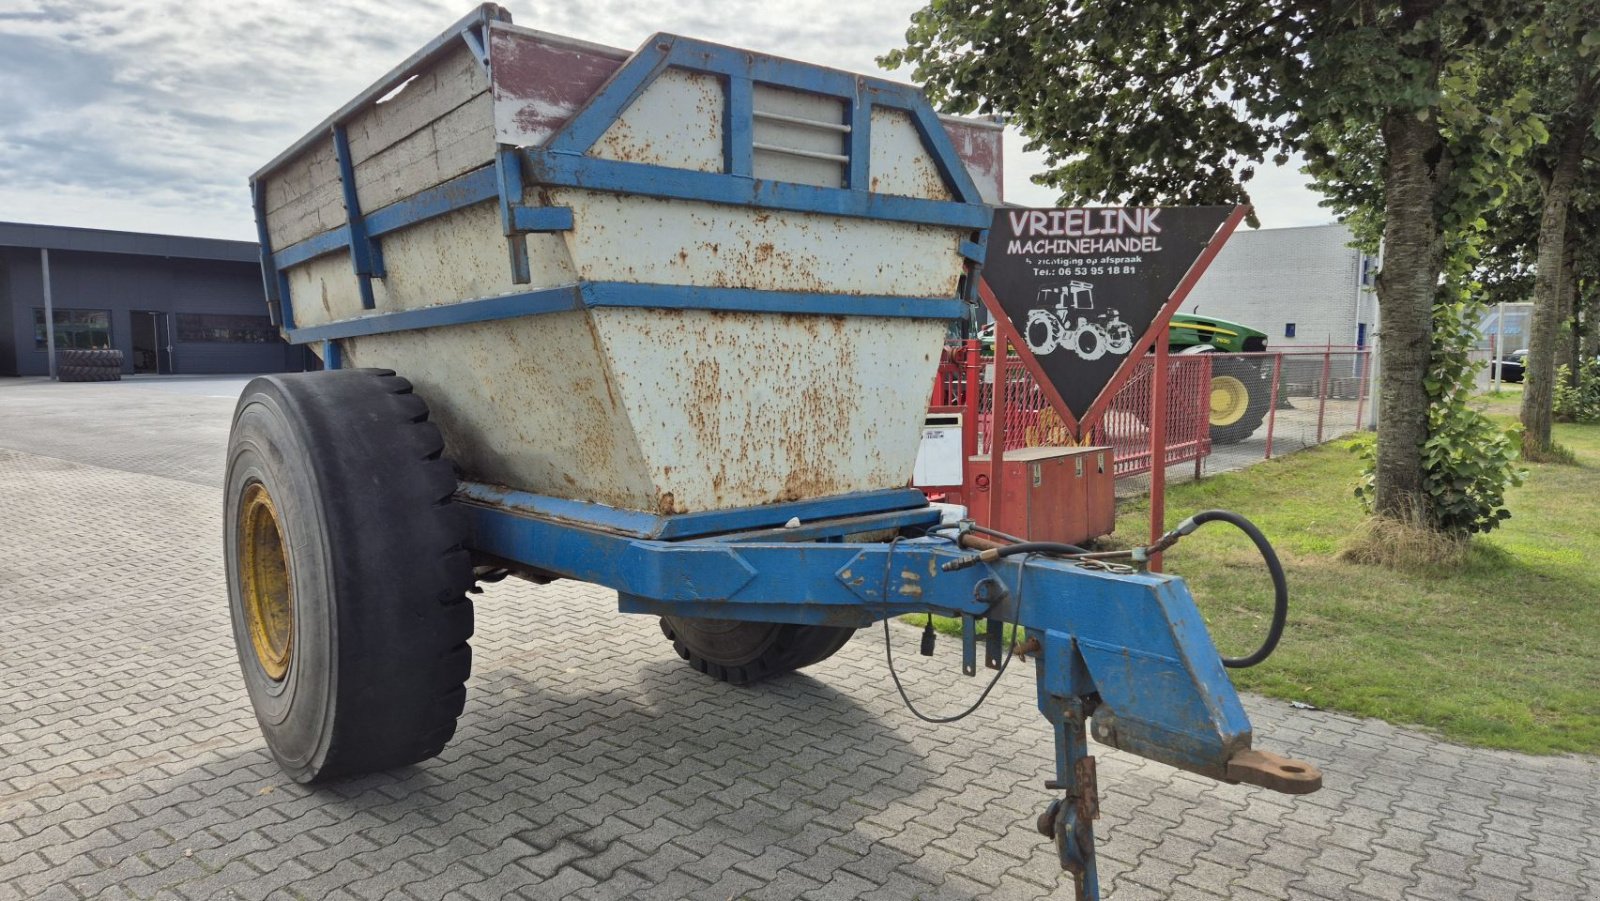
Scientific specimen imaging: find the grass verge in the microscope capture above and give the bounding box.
[1117,421,1600,755]
[916,404,1600,754]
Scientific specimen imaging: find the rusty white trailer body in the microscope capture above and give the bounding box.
[254,7,1002,518]
[235,10,1319,899]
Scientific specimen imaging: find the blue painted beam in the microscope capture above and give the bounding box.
[521,150,990,229]
[281,281,964,344]
[510,205,575,232]
[456,481,929,540]
[284,286,583,344]
[582,283,967,320]
[273,226,353,270]
[366,166,500,237]
[847,84,871,191]
[331,124,382,309]
[724,74,753,177]
[250,180,282,326]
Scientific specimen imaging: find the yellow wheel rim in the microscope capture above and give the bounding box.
[239,482,293,681]
[1210,375,1250,427]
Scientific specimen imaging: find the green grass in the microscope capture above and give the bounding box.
[1118,419,1600,755]
[918,402,1600,755]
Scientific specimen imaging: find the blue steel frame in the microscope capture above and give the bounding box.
[249,8,990,347]
[459,482,1269,897]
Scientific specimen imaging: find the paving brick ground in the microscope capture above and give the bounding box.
[3,375,1598,900]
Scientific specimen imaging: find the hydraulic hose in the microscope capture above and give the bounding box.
[939,509,1289,668]
[1163,510,1287,669]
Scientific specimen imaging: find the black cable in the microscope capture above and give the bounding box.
[1175,510,1288,668]
[880,537,1027,724]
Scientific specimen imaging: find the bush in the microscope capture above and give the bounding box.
[1552,359,1600,423]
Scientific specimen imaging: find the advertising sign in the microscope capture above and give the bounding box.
[980,205,1245,437]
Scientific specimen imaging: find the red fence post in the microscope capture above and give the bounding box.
[1315,342,1333,445]
[963,338,981,463]
[987,340,1005,532]
[1149,331,1169,572]
[1264,353,1282,460]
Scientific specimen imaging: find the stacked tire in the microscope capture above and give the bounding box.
[56,349,124,382]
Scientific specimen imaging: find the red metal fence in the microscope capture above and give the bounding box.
[931,344,1373,487]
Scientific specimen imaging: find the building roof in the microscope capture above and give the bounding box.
[0,221,259,264]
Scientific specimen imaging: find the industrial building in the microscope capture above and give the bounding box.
[0,221,307,377]
[1184,222,1376,349]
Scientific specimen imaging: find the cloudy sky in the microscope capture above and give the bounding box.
[0,0,1337,242]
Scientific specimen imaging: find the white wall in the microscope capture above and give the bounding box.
[1184,223,1374,349]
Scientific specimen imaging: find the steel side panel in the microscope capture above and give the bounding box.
[286,200,577,329]
[551,192,965,296]
[590,308,950,513]
[343,314,659,511]
[870,107,954,201]
[591,68,724,172]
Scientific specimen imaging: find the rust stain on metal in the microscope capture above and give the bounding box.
[491,27,623,143]
[1013,636,1042,661]
[1225,749,1323,795]
[1075,756,1100,822]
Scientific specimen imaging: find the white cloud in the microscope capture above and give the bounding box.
[0,0,1333,240]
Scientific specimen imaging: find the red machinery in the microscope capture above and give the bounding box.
[917,340,1118,545]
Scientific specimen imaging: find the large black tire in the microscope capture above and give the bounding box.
[225,369,474,783]
[660,617,854,685]
[1208,357,1272,445]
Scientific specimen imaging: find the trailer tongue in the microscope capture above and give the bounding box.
[228,6,1320,897]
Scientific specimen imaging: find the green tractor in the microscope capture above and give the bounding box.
[1167,313,1273,445]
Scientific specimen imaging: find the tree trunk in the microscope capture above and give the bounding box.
[1555,230,1576,386]
[1372,110,1445,521]
[1520,139,1584,456]
[1566,231,1582,384]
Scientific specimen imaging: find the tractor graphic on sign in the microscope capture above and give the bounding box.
[1023,281,1134,361]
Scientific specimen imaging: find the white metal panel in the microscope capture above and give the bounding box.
[591,68,725,172]
[342,314,659,512]
[552,192,964,297]
[869,108,953,201]
[590,309,950,512]
[283,201,578,329]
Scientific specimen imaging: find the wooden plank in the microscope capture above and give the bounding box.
[345,43,488,162]
[352,93,496,213]
[263,136,338,214]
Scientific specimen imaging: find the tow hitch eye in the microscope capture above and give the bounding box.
[1225,748,1323,794]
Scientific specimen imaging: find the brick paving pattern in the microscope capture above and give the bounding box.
[3,377,1598,900]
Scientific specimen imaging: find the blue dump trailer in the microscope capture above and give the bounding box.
[227,7,1319,896]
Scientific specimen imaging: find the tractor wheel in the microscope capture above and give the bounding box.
[660,617,854,685]
[225,369,474,783]
[1208,357,1272,445]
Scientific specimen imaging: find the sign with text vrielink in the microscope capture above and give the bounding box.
[980,205,1243,435]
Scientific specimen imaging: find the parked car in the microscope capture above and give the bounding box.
[1492,348,1529,383]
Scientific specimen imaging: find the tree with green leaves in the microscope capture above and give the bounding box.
[885,2,1539,532]
[1512,7,1600,458]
